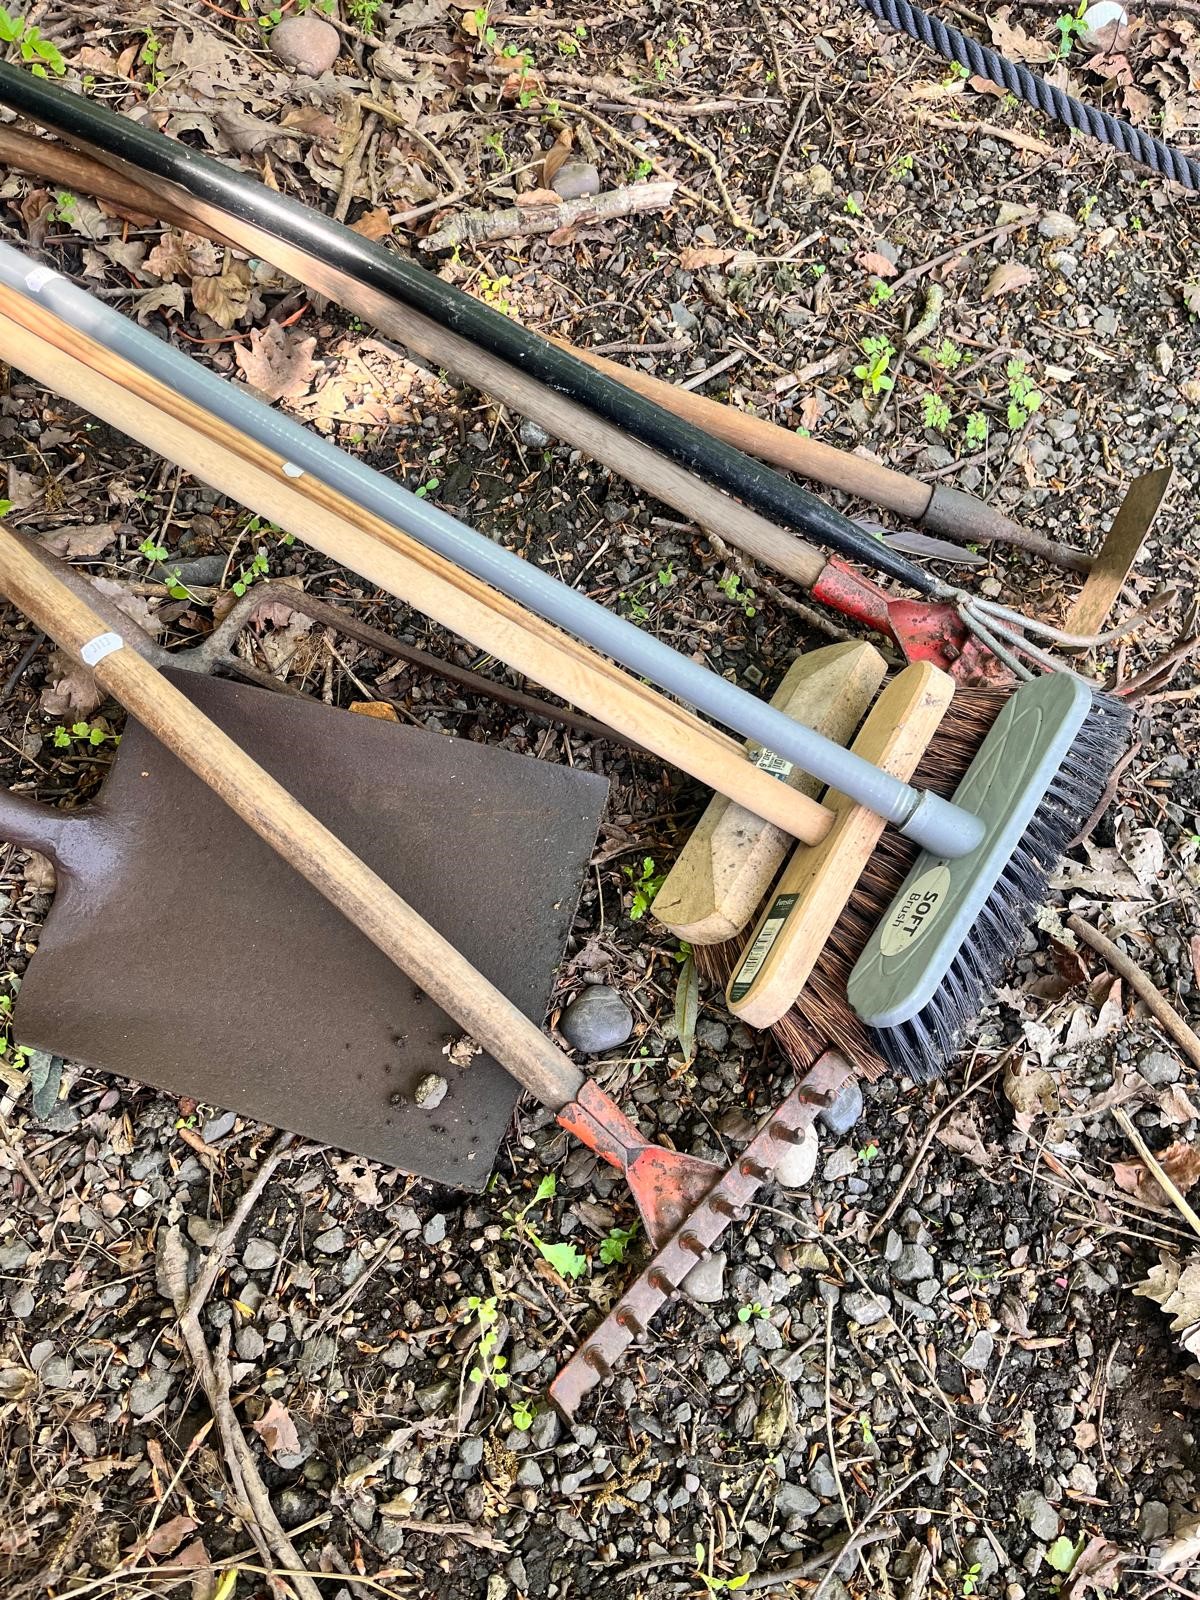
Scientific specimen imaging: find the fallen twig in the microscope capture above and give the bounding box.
[420,181,676,252]
[1112,1106,1200,1240]
[1067,915,1200,1072]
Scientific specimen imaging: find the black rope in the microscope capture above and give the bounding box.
[857,0,1200,192]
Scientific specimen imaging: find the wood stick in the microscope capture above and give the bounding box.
[0,291,836,844]
[1111,1106,1200,1240]
[652,642,887,944]
[420,181,677,252]
[1067,914,1200,1073]
[727,662,955,1028]
[0,519,587,1112]
[26,135,830,592]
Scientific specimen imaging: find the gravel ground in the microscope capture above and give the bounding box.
[1,2,1199,1597]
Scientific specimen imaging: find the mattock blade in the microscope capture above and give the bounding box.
[550,1050,854,1418]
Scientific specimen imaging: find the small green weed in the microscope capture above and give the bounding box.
[0,7,66,75]
[655,561,676,589]
[348,0,382,31]
[510,1396,535,1430]
[624,856,665,920]
[600,1224,639,1266]
[630,157,654,181]
[933,338,964,371]
[921,392,951,432]
[868,280,893,307]
[414,476,440,500]
[860,1414,875,1444]
[477,271,512,314]
[466,1294,508,1389]
[716,571,756,617]
[505,1174,589,1280]
[1005,358,1043,429]
[844,195,864,217]
[961,1563,982,1597]
[737,1301,767,1323]
[51,721,118,750]
[858,1142,879,1164]
[482,132,510,170]
[230,548,269,598]
[139,29,165,93]
[1054,0,1087,56]
[694,1544,748,1594]
[53,190,77,225]
[890,152,914,178]
[854,336,896,397]
[965,411,989,447]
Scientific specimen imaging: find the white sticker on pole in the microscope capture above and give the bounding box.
[24,266,63,293]
[80,631,125,666]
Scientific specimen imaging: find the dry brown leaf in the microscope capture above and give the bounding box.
[1158,1083,1200,1125]
[1072,1420,1098,1450]
[679,245,734,270]
[983,260,1036,300]
[333,1153,384,1206]
[542,128,573,187]
[516,187,563,208]
[1004,1060,1059,1122]
[252,1398,302,1461]
[1115,810,1165,886]
[350,207,393,240]
[1151,1512,1200,1575]
[1063,1535,1125,1597]
[988,5,1056,63]
[192,266,254,330]
[934,1107,991,1165]
[37,523,120,559]
[143,1515,199,1557]
[857,249,898,278]
[1135,1253,1200,1359]
[133,283,187,326]
[0,1362,36,1401]
[234,322,322,403]
[145,231,220,283]
[1113,1142,1200,1207]
[40,653,104,720]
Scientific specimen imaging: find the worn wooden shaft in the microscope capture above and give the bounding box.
[0,521,587,1111]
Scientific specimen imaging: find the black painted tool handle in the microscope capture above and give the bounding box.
[0,62,943,598]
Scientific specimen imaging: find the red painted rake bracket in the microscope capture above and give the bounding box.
[550,1050,854,1417]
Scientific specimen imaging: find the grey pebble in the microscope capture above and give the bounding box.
[774,1124,818,1188]
[9,1287,34,1319]
[818,1078,863,1136]
[754,1318,783,1351]
[1018,1490,1060,1541]
[702,1349,730,1385]
[518,418,552,449]
[1038,210,1079,241]
[892,1242,935,1284]
[243,1237,278,1271]
[201,1109,237,1142]
[1138,1049,1181,1087]
[459,1436,485,1468]
[129,1368,174,1417]
[842,1290,891,1327]
[777,1482,820,1519]
[415,1073,448,1110]
[1140,1500,1170,1540]
[235,1326,265,1361]
[314,1226,346,1255]
[669,300,700,333]
[960,1329,994,1371]
[559,985,633,1054]
[808,1453,838,1499]
[963,1537,999,1582]
[423,1213,448,1247]
[40,1354,75,1390]
[551,161,601,200]
[823,1146,858,1181]
[269,14,340,74]
[696,1018,729,1053]
[682,1250,727,1304]
[516,1459,544,1488]
[528,1408,561,1449]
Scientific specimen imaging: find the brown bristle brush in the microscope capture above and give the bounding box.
[682,681,1009,1083]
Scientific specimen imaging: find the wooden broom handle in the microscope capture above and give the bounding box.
[0,520,588,1112]
[0,291,835,846]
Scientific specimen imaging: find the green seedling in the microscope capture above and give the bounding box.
[655,561,676,589]
[854,336,896,397]
[414,476,440,500]
[965,411,988,447]
[869,280,893,307]
[1055,0,1088,56]
[890,153,914,178]
[860,1414,875,1444]
[844,196,863,217]
[716,571,756,618]
[933,338,964,371]
[0,7,66,75]
[510,1396,535,1430]
[51,721,118,750]
[477,271,512,314]
[53,190,77,225]
[504,1174,589,1280]
[694,1543,748,1594]
[348,0,382,31]
[737,1301,767,1323]
[630,157,654,181]
[921,393,951,432]
[1005,358,1043,430]
[858,1142,879,1164]
[600,1223,639,1266]
[139,29,165,93]
[961,1564,982,1597]
[623,856,665,920]
[230,548,269,598]
[620,581,650,622]
[466,1293,508,1389]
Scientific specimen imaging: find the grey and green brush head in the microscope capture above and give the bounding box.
[847,673,1133,1082]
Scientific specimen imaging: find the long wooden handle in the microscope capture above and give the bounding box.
[553,338,933,521]
[0,520,587,1112]
[0,290,835,846]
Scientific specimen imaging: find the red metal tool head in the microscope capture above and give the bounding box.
[812,558,1012,687]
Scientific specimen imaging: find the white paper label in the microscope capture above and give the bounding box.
[80,631,124,666]
[24,265,62,292]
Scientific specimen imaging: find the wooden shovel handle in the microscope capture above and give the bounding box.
[0,520,587,1112]
[0,288,835,846]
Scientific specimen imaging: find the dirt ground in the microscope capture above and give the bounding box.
[1,1,1200,1596]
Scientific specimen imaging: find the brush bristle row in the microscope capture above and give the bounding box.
[867,692,1133,1082]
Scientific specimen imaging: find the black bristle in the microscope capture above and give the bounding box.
[868,691,1134,1083]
